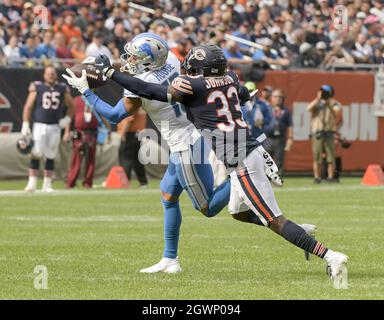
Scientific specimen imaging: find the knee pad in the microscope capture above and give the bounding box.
[30,159,40,170]
[45,158,54,171]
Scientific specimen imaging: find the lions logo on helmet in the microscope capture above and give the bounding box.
[16,136,34,155]
[120,33,169,75]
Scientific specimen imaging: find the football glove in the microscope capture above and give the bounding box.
[62,68,89,94]
[256,145,283,187]
[95,54,115,78]
[21,121,31,137]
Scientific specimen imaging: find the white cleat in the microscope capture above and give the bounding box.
[326,251,349,289]
[24,176,37,192]
[42,178,54,193]
[24,184,36,192]
[299,224,318,261]
[140,257,182,274]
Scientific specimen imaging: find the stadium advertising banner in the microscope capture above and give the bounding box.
[257,70,383,172]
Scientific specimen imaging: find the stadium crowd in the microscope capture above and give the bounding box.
[0,0,383,78]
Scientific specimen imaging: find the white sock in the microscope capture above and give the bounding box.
[43,176,52,188]
[324,249,335,263]
[27,176,37,188]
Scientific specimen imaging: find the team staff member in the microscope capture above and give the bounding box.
[264,89,293,177]
[117,108,148,187]
[66,96,110,188]
[21,65,75,192]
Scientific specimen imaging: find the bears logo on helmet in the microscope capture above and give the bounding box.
[182,44,227,77]
[16,136,34,155]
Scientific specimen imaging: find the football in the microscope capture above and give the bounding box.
[69,63,106,88]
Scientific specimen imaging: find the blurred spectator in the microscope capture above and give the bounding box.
[54,32,73,59]
[307,85,342,183]
[85,31,113,60]
[322,42,355,69]
[371,46,384,64]
[243,1,258,25]
[20,34,39,61]
[294,42,323,68]
[117,109,148,187]
[105,7,131,31]
[264,89,293,177]
[3,35,21,64]
[74,5,90,33]
[252,37,290,69]
[232,22,253,50]
[170,38,191,62]
[105,21,128,55]
[179,0,199,20]
[353,33,373,62]
[68,36,86,61]
[94,14,112,40]
[36,30,56,59]
[223,40,253,66]
[61,11,82,45]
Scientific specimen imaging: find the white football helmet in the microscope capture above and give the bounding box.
[120,33,169,75]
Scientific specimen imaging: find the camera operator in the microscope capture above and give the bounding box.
[307,85,342,184]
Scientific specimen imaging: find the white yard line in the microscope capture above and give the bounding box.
[0,184,382,197]
[3,215,160,222]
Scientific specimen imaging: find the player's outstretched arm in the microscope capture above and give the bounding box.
[62,68,132,124]
[111,71,171,103]
[95,54,175,103]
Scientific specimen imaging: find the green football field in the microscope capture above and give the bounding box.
[0,177,383,300]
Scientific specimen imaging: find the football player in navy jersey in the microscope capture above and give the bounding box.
[85,44,348,287]
[21,65,75,192]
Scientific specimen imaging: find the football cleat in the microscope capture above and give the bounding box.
[24,184,36,192]
[299,224,317,261]
[42,178,54,193]
[326,251,349,289]
[140,257,181,274]
[24,176,37,192]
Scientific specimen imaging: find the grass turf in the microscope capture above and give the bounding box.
[0,177,383,299]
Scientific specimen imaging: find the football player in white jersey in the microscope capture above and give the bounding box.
[63,33,233,273]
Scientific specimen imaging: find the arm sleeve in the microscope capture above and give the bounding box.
[111,71,169,102]
[83,89,130,124]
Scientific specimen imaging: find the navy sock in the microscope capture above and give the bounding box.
[281,220,328,258]
[162,199,182,259]
[45,158,54,171]
[206,179,230,217]
[30,159,40,170]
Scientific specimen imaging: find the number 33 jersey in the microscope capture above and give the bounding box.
[32,81,68,124]
[171,70,260,168]
[124,52,200,153]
